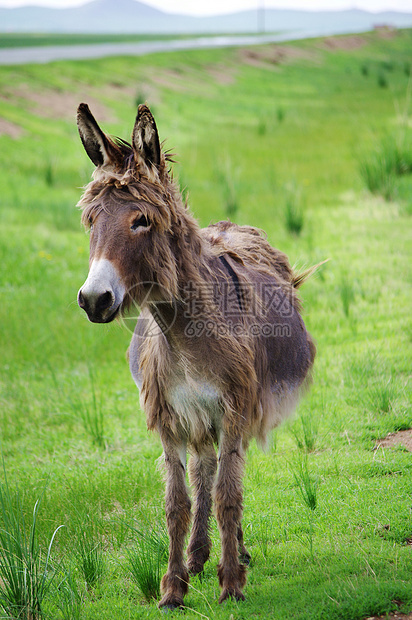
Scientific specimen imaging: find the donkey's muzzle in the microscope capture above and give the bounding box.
[78,258,126,323]
[78,288,117,323]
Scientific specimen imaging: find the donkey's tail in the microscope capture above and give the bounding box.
[292,259,329,289]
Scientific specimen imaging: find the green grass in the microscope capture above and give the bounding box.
[0,28,411,619]
[0,473,63,619]
[0,31,267,49]
[0,32,195,48]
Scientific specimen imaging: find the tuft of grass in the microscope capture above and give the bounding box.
[72,508,106,590]
[0,473,63,620]
[284,182,304,235]
[359,150,395,200]
[68,368,106,448]
[44,158,54,187]
[291,412,319,453]
[359,131,412,201]
[217,158,240,219]
[295,510,316,562]
[290,453,318,512]
[387,136,412,177]
[54,566,84,620]
[377,71,388,88]
[126,536,165,602]
[339,272,356,318]
[248,513,274,560]
[276,106,285,123]
[123,515,168,602]
[381,60,394,72]
[367,376,397,414]
[76,534,106,590]
[361,63,369,77]
[124,517,169,564]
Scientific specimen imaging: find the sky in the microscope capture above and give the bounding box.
[0,0,411,14]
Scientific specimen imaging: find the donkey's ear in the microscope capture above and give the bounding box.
[77,103,113,167]
[132,104,161,168]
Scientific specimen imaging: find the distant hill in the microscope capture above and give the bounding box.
[0,0,412,34]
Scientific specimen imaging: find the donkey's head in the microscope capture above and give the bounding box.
[76,103,193,323]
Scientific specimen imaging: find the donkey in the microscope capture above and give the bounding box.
[76,103,316,609]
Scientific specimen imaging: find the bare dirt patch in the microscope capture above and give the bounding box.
[323,35,367,51]
[238,44,320,69]
[146,68,191,94]
[374,25,398,40]
[374,429,412,452]
[108,81,160,107]
[365,613,412,620]
[0,117,23,138]
[4,85,115,124]
[206,63,237,86]
[144,65,215,98]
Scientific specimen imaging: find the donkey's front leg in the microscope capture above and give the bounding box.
[159,435,191,610]
[214,433,247,603]
[187,440,217,576]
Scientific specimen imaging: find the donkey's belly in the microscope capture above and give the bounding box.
[166,379,223,440]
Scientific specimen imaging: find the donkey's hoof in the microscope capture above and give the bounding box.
[218,588,246,604]
[159,596,184,612]
[187,559,206,578]
[160,604,183,614]
[239,551,251,566]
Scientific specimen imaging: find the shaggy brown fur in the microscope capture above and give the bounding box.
[76,103,316,609]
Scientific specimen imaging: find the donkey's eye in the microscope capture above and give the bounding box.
[131,215,150,231]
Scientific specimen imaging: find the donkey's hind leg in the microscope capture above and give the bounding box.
[159,434,191,610]
[214,432,247,603]
[187,440,217,576]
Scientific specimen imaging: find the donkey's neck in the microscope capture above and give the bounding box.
[145,229,219,351]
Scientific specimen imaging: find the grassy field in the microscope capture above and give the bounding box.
[0,28,411,620]
[0,32,257,49]
[0,32,192,48]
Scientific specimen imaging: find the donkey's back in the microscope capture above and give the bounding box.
[202,221,316,446]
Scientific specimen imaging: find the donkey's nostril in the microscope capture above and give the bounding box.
[78,290,86,309]
[96,290,115,313]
